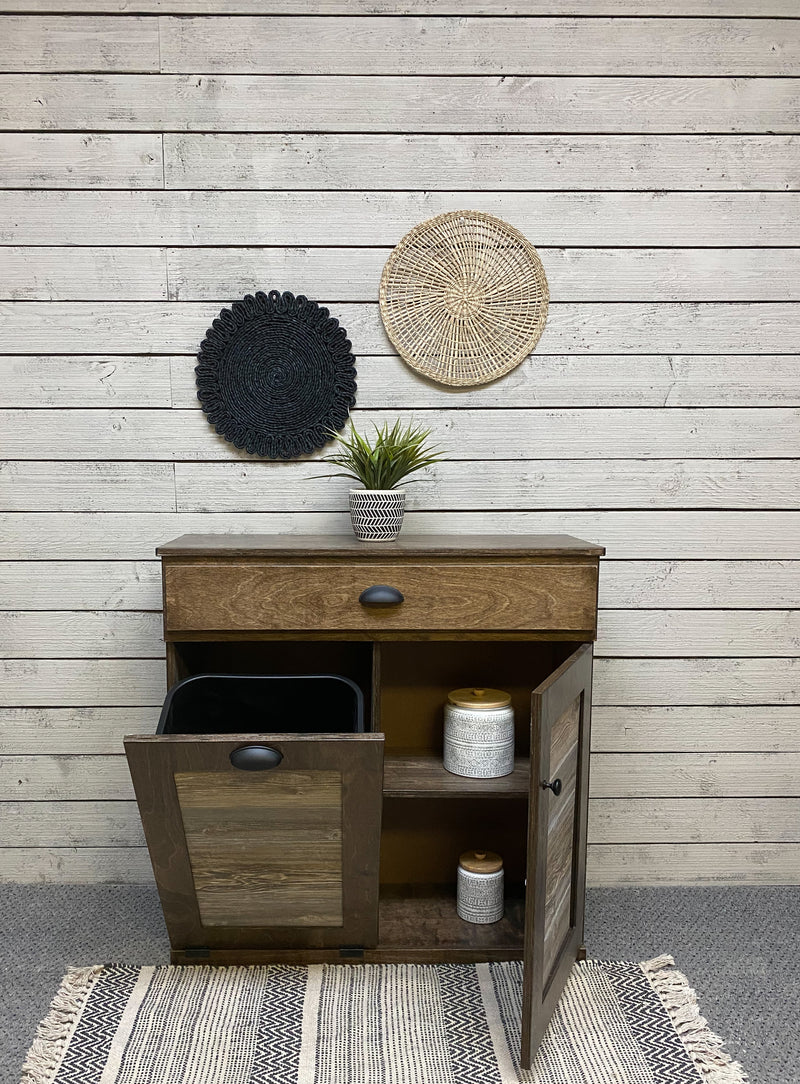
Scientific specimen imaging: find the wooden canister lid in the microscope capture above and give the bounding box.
[459,849,503,874]
[448,687,511,709]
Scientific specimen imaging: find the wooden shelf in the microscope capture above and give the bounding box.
[383,754,530,798]
[376,887,525,961]
[172,891,525,965]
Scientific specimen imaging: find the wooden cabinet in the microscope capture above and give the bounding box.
[125,532,603,1068]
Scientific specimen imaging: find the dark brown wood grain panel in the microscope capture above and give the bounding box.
[542,733,579,976]
[175,769,343,927]
[522,644,593,1069]
[163,561,598,635]
[383,754,530,798]
[157,534,605,558]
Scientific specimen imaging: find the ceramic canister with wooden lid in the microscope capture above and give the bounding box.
[457,850,504,924]
[443,687,515,778]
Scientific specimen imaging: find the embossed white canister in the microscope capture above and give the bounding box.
[443,687,514,778]
[457,850,504,924]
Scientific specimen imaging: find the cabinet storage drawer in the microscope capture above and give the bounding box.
[163,561,598,634]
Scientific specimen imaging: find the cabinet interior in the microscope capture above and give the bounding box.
[167,635,577,955]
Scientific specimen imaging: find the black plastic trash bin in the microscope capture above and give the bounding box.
[156,673,365,735]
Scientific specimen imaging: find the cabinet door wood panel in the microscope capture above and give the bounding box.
[522,643,593,1068]
[124,732,384,951]
[175,769,343,928]
[163,561,598,634]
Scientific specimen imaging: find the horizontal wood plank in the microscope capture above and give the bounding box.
[596,658,800,706]
[0,15,160,72]
[157,17,800,76]
[0,656,795,706]
[599,560,800,609]
[3,511,798,560]
[0,250,168,302]
[0,134,162,188]
[7,247,800,302]
[0,754,134,799]
[0,659,166,706]
[0,562,162,610]
[589,798,800,844]
[2,192,797,246]
[3,353,793,410]
[3,559,796,611]
[2,407,797,460]
[0,611,164,658]
[165,247,800,304]
[163,134,800,192]
[0,801,145,846]
[590,753,800,798]
[3,301,798,356]
[0,356,173,406]
[7,453,793,511]
[0,707,158,753]
[174,459,800,513]
[2,75,796,134]
[2,1,798,14]
[597,610,800,658]
[0,462,175,512]
[586,843,800,885]
[170,353,800,409]
[6,458,792,514]
[592,706,800,753]
[0,847,155,883]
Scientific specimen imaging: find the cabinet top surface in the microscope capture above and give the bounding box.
[156,533,605,558]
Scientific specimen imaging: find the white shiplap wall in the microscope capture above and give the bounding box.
[0,7,799,886]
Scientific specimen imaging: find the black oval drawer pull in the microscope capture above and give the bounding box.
[359,585,405,607]
[542,778,562,796]
[230,745,283,771]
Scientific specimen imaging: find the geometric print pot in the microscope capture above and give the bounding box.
[348,489,406,541]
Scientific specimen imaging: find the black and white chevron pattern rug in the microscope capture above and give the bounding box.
[20,956,747,1084]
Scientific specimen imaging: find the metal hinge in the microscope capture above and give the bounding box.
[339,946,364,959]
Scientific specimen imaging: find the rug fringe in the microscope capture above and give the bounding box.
[641,955,749,1084]
[19,965,104,1084]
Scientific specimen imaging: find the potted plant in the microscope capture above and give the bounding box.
[318,420,446,541]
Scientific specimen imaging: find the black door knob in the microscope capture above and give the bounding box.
[230,745,283,771]
[541,778,562,796]
[358,585,405,607]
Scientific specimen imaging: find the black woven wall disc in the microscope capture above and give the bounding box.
[195,290,357,459]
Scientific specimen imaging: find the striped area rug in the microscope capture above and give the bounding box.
[21,956,747,1084]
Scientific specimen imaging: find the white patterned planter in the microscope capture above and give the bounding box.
[349,488,406,542]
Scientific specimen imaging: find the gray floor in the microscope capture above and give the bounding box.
[1,885,798,1083]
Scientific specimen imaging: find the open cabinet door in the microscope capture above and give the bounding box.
[125,733,384,956]
[521,644,593,1067]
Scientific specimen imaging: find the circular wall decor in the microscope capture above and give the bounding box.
[196,290,357,459]
[379,210,549,388]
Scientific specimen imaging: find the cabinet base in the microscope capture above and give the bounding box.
[171,946,526,965]
[170,890,527,966]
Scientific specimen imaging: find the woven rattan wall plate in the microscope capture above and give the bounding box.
[196,290,357,459]
[379,210,549,388]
